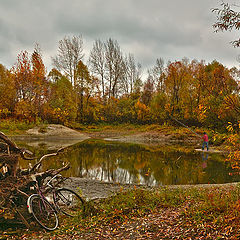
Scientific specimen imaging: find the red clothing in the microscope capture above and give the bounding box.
[203,134,208,142]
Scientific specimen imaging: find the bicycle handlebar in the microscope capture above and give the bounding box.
[46,174,63,188]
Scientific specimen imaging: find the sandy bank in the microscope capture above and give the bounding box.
[11,124,89,150]
[26,124,89,139]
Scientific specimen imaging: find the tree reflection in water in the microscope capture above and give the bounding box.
[19,139,239,186]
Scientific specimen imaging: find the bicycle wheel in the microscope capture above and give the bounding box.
[55,188,84,217]
[28,194,59,231]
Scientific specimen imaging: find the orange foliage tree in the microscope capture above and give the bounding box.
[0,64,16,117]
[1,34,240,131]
[164,61,189,119]
[12,46,49,121]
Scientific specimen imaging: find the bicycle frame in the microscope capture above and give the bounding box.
[27,174,62,214]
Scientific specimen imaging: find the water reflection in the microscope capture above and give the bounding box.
[17,139,240,186]
[201,152,208,169]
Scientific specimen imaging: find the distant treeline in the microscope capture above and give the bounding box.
[0,36,239,131]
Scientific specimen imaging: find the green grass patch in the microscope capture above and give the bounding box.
[0,119,37,135]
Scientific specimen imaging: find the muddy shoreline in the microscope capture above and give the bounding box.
[63,177,239,201]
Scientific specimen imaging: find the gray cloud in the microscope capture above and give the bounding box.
[0,0,239,74]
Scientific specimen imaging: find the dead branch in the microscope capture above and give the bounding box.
[0,131,34,160]
[0,133,71,228]
[0,131,19,152]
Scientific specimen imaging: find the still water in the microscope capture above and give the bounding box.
[18,139,240,186]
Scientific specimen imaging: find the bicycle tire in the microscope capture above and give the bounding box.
[55,188,84,217]
[28,194,59,231]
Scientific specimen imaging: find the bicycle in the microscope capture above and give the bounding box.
[27,152,85,231]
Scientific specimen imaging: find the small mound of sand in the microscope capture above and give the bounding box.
[26,124,89,139]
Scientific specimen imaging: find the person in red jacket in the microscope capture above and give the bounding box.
[202,132,209,151]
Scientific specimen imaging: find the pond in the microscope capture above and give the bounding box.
[17,138,240,187]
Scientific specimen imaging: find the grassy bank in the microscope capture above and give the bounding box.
[4,185,240,239]
[0,120,36,135]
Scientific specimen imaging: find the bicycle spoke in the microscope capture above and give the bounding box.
[55,188,84,217]
[29,194,58,231]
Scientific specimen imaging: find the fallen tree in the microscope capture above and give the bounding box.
[0,132,70,228]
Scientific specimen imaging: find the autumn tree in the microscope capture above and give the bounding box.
[104,38,125,98]
[89,38,142,101]
[211,2,240,127]
[75,60,92,122]
[48,70,77,123]
[212,3,240,167]
[12,45,49,121]
[191,61,238,129]
[165,61,189,116]
[0,64,16,116]
[148,58,166,93]
[150,92,167,123]
[189,60,206,105]
[13,51,32,102]
[212,2,240,47]
[204,61,237,97]
[12,51,36,120]
[121,54,142,95]
[89,39,106,98]
[81,76,102,123]
[134,100,151,124]
[52,35,84,87]
[31,45,49,118]
[141,77,154,106]
[222,67,240,121]
[48,68,63,82]
[221,94,240,123]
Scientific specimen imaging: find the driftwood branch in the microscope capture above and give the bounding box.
[0,131,34,160]
[0,133,71,228]
[29,148,65,174]
[0,131,19,151]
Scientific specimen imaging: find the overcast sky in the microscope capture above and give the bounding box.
[0,0,239,76]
